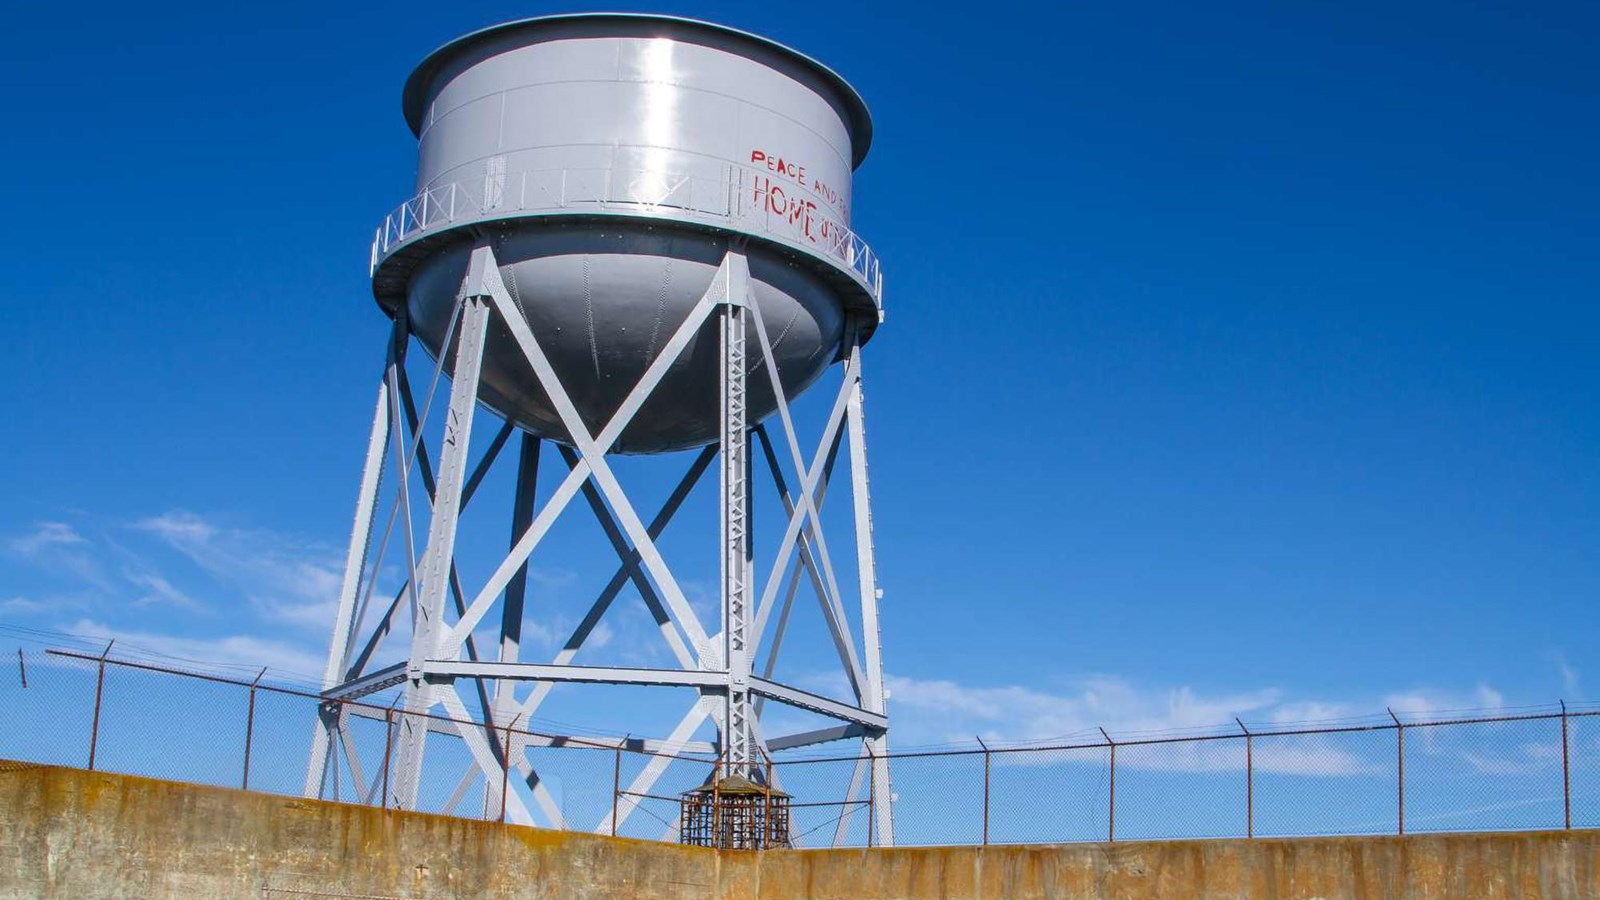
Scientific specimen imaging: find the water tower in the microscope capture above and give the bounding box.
[304,14,893,844]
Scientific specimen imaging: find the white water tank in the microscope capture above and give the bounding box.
[370,14,881,453]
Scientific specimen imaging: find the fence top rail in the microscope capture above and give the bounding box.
[43,648,625,753]
[41,647,1598,768]
[771,708,1599,765]
[47,647,296,692]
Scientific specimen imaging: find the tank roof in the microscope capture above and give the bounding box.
[401,13,875,169]
[686,774,791,797]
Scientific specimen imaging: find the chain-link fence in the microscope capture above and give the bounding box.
[3,646,1595,848]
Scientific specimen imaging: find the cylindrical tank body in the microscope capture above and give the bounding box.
[372,14,880,453]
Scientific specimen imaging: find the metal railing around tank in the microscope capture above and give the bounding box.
[7,640,1600,849]
[369,164,884,303]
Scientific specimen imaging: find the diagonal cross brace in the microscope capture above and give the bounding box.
[440,245,737,658]
[505,447,715,753]
[752,350,859,645]
[746,303,857,672]
[339,385,513,686]
[391,288,493,809]
[754,425,864,701]
[595,699,712,836]
[558,446,697,670]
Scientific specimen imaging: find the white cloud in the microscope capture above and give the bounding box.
[10,522,86,555]
[1462,742,1562,776]
[0,596,50,614]
[1383,685,1506,721]
[4,511,346,684]
[134,511,215,544]
[1265,700,1358,725]
[68,618,325,683]
[253,595,338,630]
[875,673,1547,777]
[8,521,114,590]
[884,673,1283,747]
[1553,653,1581,699]
[528,567,580,592]
[122,567,202,610]
[132,510,342,630]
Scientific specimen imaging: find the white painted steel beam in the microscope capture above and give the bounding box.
[323,661,406,701]
[845,322,895,846]
[506,447,715,728]
[424,660,725,688]
[752,424,862,700]
[304,364,392,798]
[595,699,712,836]
[766,724,867,752]
[720,251,756,777]
[748,676,886,731]
[559,446,697,670]
[391,266,493,809]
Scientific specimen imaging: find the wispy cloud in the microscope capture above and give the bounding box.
[527,567,580,592]
[68,618,325,682]
[1384,685,1506,720]
[873,672,1556,777]
[121,566,203,610]
[884,673,1284,747]
[132,510,342,630]
[1462,742,1561,776]
[7,521,114,590]
[4,511,342,682]
[1552,653,1581,699]
[10,522,87,555]
[0,596,51,614]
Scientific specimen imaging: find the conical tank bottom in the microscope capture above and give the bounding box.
[405,221,844,454]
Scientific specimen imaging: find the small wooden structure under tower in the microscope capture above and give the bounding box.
[679,774,791,849]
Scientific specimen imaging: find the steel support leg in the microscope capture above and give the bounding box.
[304,327,397,798]
[846,320,895,846]
[484,432,539,816]
[720,251,756,779]
[391,286,492,810]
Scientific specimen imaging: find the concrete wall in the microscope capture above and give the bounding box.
[4,763,1599,899]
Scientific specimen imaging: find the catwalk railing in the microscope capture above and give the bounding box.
[3,646,1597,847]
[370,164,884,302]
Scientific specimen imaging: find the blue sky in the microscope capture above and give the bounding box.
[3,0,1598,757]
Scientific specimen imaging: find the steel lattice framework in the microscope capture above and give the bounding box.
[304,242,893,844]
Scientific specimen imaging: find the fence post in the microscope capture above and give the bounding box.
[498,715,519,824]
[16,648,25,688]
[1562,700,1572,830]
[381,699,397,810]
[87,640,114,771]
[1100,727,1116,843]
[241,666,266,790]
[712,753,724,848]
[1237,718,1253,839]
[763,754,774,850]
[1388,708,1405,836]
[976,736,991,846]
[867,747,877,849]
[612,743,623,838]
